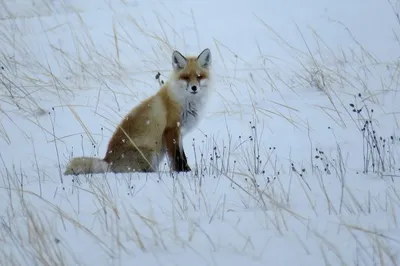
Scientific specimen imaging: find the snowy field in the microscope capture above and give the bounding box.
[1,0,400,265]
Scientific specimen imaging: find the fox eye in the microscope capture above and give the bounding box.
[180,75,190,81]
[197,74,204,79]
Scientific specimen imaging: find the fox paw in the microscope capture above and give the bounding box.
[175,164,191,172]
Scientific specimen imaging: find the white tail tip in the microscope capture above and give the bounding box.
[64,157,109,175]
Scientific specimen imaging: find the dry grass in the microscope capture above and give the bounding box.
[0,0,400,265]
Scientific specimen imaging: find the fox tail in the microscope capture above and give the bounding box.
[64,156,109,175]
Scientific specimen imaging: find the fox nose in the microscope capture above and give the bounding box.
[191,85,197,92]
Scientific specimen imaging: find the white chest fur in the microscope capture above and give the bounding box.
[179,94,208,136]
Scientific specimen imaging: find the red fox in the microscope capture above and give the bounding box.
[64,48,212,175]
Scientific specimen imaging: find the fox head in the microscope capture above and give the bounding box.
[169,48,212,100]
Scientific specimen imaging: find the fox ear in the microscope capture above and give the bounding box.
[172,50,187,70]
[197,48,211,68]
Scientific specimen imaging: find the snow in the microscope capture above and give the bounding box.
[1,0,400,265]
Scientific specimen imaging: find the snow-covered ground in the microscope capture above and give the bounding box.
[1,0,400,265]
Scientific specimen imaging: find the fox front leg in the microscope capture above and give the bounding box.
[163,127,191,172]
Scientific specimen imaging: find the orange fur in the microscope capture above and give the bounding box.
[64,48,212,175]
